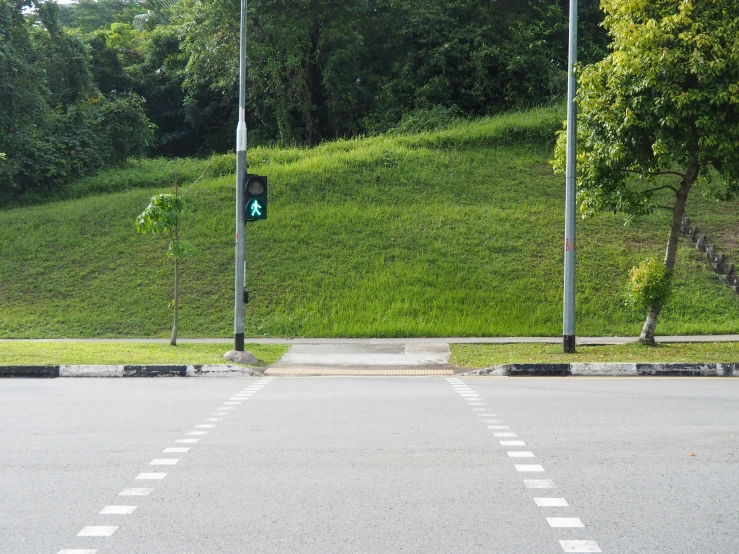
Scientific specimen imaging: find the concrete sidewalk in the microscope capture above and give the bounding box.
[2,335,739,344]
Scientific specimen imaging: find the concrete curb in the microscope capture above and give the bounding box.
[1,364,264,378]
[0,365,59,378]
[460,362,739,376]
[3,363,738,378]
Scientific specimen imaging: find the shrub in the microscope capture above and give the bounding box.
[625,257,672,312]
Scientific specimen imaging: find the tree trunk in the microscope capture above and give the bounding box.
[171,257,178,346]
[639,155,699,345]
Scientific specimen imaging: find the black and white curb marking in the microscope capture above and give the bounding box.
[445,377,602,553]
[55,376,275,554]
[2,362,737,378]
[462,362,739,377]
[0,364,262,378]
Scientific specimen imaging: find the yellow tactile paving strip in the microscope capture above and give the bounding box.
[266,368,455,376]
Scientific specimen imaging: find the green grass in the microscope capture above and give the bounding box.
[1,105,738,338]
[0,342,288,365]
[450,342,739,367]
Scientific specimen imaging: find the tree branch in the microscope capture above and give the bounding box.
[641,184,680,195]
[183,156,216,197]
[622,169,685,179]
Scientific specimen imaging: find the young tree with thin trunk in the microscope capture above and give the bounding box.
[552,0,739,344]
[136,174,195,345]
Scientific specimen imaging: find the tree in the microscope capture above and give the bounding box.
[60,0,144,33]
[172,0,608,147]
[552,0,739,344]
[0,0,153,195]
[135,175,195,345]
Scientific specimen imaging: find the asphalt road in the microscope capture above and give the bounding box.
[1,377,737,554]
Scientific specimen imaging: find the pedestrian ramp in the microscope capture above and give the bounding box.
[265,343,455,376]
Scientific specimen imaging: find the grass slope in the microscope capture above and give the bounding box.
[1,106,738,338]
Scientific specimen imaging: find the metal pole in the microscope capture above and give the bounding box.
[563,0,578,354]
[234,0,247,351]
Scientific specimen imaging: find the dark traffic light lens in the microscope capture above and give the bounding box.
[247,178,265,195]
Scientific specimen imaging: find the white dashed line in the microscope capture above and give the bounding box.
[118,488,153,496]
[446,379,602,552]
[507,451,535,458]
[547,517,584,528]
[524,479,555,489]
[77,526,118,537]
[559,540,602,552]
[150,458,179,465]
[535,498,569,507]
[515,464,545,472]
[56,378,277,554]
[99,506,136,515]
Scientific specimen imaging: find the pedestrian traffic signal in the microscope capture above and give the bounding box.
[244,174,267,221]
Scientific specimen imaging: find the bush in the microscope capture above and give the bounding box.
[625,257,672,312]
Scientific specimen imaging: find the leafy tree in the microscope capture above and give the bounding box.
[552,0,739,344]
[0,0,154,195]
[59,0,144,33]
[132,24,194,156]
[173,0,607,147]
[135,176,195,345]
[85,29,133,94]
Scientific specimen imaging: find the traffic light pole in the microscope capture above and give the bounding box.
[563,0,578,354]
[234,0,247,351]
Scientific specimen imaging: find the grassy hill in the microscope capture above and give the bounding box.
[1,106,738,338]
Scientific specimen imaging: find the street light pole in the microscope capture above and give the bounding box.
[563,0,578,354]
[234,0,247,351]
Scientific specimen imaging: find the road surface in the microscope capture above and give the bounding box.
[1,377,737,553]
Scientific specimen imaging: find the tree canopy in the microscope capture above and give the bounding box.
[3,0,609,197]
[0,0,152,195]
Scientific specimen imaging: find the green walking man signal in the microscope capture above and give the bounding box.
[248,198,263,218]
[244,174,267,221]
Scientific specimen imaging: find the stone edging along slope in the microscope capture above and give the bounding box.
[1,363,739,377]
[681,216,739,294]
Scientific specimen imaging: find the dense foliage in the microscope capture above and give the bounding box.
[2,0,608,196]
[174,0,608,149]
[0,0,152,195]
